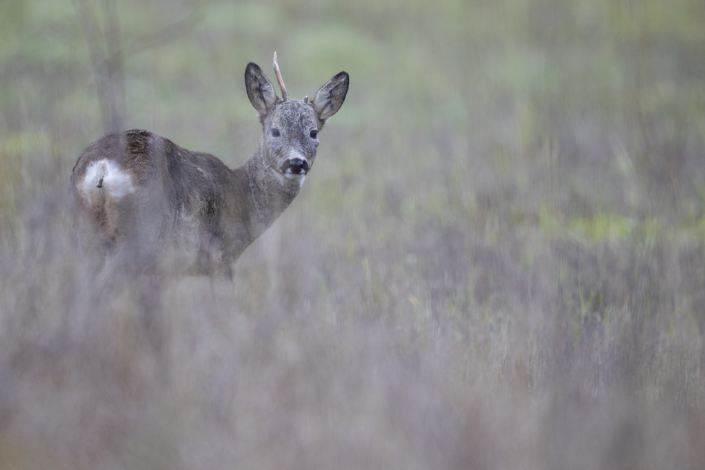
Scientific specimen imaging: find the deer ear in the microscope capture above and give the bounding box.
[312,72,349,121]
[245,62,277,115]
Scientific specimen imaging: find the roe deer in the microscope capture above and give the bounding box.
[70,53,349,277]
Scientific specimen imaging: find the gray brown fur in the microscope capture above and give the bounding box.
[70,59,349,277]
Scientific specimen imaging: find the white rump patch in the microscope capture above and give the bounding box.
[77,159,135,205]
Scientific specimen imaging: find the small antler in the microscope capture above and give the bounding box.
[303,96,308,104]
[272,52,289,101]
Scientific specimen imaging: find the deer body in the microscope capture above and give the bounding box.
[70,56,349,277]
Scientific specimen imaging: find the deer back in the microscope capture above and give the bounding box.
[71,129,250,274]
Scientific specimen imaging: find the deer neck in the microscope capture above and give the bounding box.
[238,143,303,241]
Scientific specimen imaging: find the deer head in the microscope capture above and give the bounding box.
[245,53,349,185]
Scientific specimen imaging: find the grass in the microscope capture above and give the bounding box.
[0,0,704,468]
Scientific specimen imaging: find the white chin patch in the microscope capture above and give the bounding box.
[284,169,306,178]
[284,172,306,189]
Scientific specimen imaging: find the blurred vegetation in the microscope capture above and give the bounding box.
[0,0,704,468]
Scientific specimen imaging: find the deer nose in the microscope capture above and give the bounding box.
[281,157,309,175]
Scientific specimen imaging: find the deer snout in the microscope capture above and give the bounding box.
[281,157,309,175]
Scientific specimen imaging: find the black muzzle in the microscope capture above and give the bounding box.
[281,158,309,175]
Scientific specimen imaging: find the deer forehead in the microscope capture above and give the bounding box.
[267,100,317,130]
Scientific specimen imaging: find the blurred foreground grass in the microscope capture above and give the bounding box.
[0,0,704,468]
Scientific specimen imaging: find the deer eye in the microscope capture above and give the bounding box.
[309,130,318,139]
[270,128,280,137]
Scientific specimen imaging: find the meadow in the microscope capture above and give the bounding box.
[0,0,704,468]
